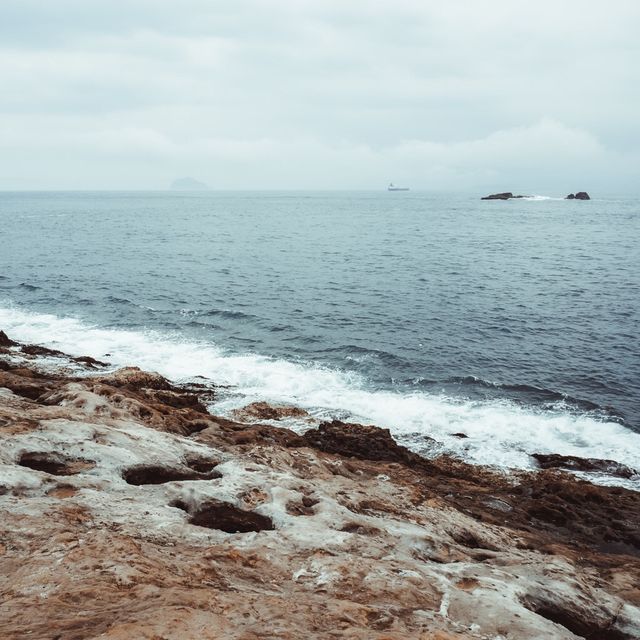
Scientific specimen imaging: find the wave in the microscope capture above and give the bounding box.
[1,303,639,487]
[518,195,567,201]
[441,375,615,416]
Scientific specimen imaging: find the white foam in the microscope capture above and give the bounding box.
[1,303,639,485]
[519,195,564,201]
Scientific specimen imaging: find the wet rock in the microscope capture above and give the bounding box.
[303,420,424,466]
[532,453,637,479]
[72,355,109,368]
[0,330,17,347]
[20,344,68,358]
[231,401,310,422]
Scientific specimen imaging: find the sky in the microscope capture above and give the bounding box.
[1,0,639,192]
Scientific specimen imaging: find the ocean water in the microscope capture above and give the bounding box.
[1,191,639,483]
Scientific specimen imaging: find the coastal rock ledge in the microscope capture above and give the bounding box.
[1,332,639,639]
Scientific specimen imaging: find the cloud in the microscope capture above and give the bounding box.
[0,1,638,190]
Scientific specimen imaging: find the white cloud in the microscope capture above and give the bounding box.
[0,1,638,190]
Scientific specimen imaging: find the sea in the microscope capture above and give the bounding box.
[1,190,639,487]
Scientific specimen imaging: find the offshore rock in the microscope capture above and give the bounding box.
[566,191,591,200]
[481,192,513,200]
[481,192,530,200]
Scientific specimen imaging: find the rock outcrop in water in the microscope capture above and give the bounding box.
[1,332,639,639]
[481,192,530,200]
[566,192,591,200]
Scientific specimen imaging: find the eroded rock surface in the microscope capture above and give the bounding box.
[0,332,639,640]
[231,400,311,422]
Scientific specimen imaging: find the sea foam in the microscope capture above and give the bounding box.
[1,303,638,488]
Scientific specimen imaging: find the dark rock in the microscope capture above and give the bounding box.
[532,453,637,479]
[451,432,469,438]
[17,452,96,476]
[73,355,109,368]
[122,464,221,485]
[187,499,274,533]
[303,420,423,466]
[21,344,68,358]
[565,192,590,200]
[0,331,17,347]
[223,423,306,448]
[481,192,513,200]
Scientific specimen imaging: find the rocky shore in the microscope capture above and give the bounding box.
[0,332,639,639]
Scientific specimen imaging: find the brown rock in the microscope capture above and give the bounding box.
[232,401,310,422]
[0,331,16,347]
[303,419,429,465]
[2,346,640,639]
[533,453,637,479]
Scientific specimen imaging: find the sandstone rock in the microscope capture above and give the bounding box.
[1,347,640,639]
[95,366,176,391]
[231,400,310,422]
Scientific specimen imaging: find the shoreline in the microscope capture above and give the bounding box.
[2,305,638,492]
[1,331,639,638]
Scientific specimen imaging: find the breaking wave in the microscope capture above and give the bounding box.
[1,303,638,488]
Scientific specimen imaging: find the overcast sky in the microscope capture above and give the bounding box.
[1,0,639,191]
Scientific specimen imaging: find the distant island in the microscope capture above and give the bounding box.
[170,177,209,191]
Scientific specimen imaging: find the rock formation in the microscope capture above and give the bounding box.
[0,333,639,639]
[481,192,531,200]
[565,192,591,200]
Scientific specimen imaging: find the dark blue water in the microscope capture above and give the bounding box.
[1,190,639,429]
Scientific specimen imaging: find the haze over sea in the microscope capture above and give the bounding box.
[1,191,639,483]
